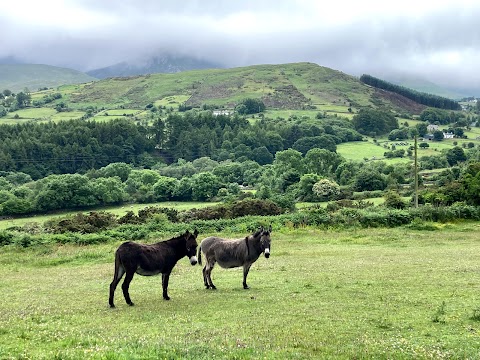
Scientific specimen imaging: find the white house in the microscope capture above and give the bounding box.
[443,132,454,139]
[213,110,233,116]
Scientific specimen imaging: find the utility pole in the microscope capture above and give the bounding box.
[414,134,418,208]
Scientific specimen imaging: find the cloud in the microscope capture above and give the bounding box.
[1,0,479,92]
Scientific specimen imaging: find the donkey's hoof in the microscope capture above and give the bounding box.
[110,304,115,308]
[164,296,170,300]
[243,285,250,290]
[211,285,217,290]
[128,302,135,306]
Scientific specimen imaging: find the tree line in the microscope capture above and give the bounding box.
[360,74,461,110]
[0,112,362,179]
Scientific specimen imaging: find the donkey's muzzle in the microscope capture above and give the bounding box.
[190,256,198,265]
[264,249,270,258]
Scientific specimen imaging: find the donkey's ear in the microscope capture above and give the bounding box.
[193,229,199,237]
[185,230,190,236]
[268,225,272,233]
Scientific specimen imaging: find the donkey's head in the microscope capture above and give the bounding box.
[184,229,199,265]
[259,225,272,258]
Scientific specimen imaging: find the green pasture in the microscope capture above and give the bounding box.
[337,141,389,161]
[99,109,142,116]
[2,223,480,359]
[155,95,191,108]
[6,107,57,120]
[50,111,85,121]
[265,107,352,121]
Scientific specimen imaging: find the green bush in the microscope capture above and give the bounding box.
[0,231,14,246]
[45,211,117,234]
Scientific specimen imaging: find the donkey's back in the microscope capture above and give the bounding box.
[198,236,247,268]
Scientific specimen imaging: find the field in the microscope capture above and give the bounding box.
[2,223,480,359]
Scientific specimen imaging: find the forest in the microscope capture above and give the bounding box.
[360,74,461,110]
[0,108,479,218]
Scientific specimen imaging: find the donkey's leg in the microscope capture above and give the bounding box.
[243,263,252,289]
[121,271,135,306]
[206,260,216,290]
[109,264,125,308]
[162,272,171,300]
[202,265,210,289]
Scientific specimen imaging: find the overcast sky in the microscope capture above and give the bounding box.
[1,0,479,92]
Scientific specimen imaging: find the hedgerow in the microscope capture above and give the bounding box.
[1,202,479,247]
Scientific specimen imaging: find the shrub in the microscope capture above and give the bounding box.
[0,231,14,246]
[45,211,117,234]
[384,191,407,209]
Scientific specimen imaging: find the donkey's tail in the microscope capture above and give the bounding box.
[197,245,202,265]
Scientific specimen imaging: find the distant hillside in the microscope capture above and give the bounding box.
[63,62,427,115]
[87,55,221,79]
[360,74,460,110]
[385,75,467,100]
[0,64,96,93]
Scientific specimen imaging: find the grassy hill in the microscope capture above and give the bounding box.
[57,62,425,115]
[0,64,97,93]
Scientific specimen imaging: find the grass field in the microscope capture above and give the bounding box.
[1,223,480,359]
[337,141,389,161]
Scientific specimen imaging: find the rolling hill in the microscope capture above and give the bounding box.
[0,64,97,93]
[60,62,426,115]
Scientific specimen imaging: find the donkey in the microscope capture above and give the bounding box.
[198,226,271,290]
[109,229,199,308]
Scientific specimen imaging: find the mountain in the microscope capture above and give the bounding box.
[86,54,222,79]
[0,56,24,65]
[0,64,97,93]
[60,62,427,115]
[385,75,468,100]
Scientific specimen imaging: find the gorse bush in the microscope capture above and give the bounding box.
[179,199,283,222]
[44,211,117,234]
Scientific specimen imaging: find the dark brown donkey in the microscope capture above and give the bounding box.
[109,229,199,307]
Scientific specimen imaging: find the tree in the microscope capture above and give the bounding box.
[191,172,221,201]
[273,149,304,174]
[304,148,343,176]
[34,174,97,212]
[354,169,387,191]
[352,108,398,136]
[235,98,266,115]
[91,177,128,204]
[446,147,467,166]
[15,92,31,108]
[97,162,132,182]
[384,191,406,209]
[433,130,444,141]
[419,142,430,149]
[152,176,178,201]
[312,179,341,200]
[292,135,337,154]
[416,122,428,137]
[252,146,273,165]
[296,173,322,201]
